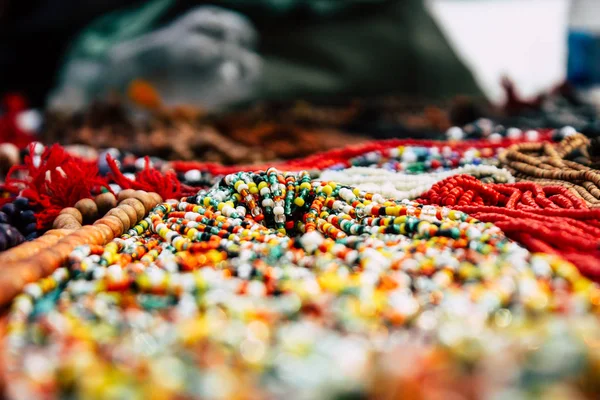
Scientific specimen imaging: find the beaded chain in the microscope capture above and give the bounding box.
[319,164,513,200]
[4,171,600,399]
[499,133,600,206]
[172,131,552,178]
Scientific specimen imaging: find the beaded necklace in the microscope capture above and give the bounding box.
[172,131,552,177]
[319,164,514,200]
[499,133,600,206]
[4,170,600,399]
[418,174,600,278]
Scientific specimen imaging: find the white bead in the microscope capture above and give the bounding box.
[402,149,417,163]
[184,169,202,182]
[300,231,324,253]
[506,127,522,139]
[23,283,42,299]
[262,199,274,207]
[560,126,577,137]
[525,130,539,141]
[273,206,284,215]
[222,205,233,216]
[489,133,503,143]
[260,187,270,196]
[446,126,464,140]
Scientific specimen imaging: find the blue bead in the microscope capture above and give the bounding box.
[25,232,38,241]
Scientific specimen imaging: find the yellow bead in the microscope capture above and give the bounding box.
[328,182,337,189]
[294,197,305,207]
[187,228,198,239]
[258,182,268,190]
[203,197,210,206]
[300,182,311,190]
[394,216,406,224]
[234,181,243,190]
[385,206,398,216]
[322,185,333,196]
[249,186,259,195]
[217,202,225,211]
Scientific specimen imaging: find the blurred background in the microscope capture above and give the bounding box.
[0,0,576,107]
[0,0,598,165]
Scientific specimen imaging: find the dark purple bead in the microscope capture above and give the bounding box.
[0,224,23,247]
[23,222,37,234]
[0,233,6,251]
[0,211,8,224]
[13,197,29,209]
[1,203,16,216]
[20,210,36,223]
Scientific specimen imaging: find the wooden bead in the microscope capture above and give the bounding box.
[74,198,99,223]
[36,249,64,275]
[94,216,123,238]
[117,189,136,202]
[59,207,83,224]
[133,190,155,213]
[106,208,130,231]
[0,272,25,307]
[52,242,77,258]
[95,192,117,215]
[94,224,115,244]
[148,192,163,204]
[120,198,145,220]
[0,143,20,173]
[119,204,139,227]
[53,214,81,230]
[74,226,104,245]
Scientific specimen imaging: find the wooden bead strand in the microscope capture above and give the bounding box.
[0,190,163,308]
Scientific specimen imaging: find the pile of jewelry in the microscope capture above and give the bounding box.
[4,121,600,399]
[3,169,600,399]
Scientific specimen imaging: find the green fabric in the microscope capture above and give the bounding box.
[251,0,482,100]
[55,0,173,84]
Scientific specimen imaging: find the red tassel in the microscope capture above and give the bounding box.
[106,154,196,200]
[4,144,109,229]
